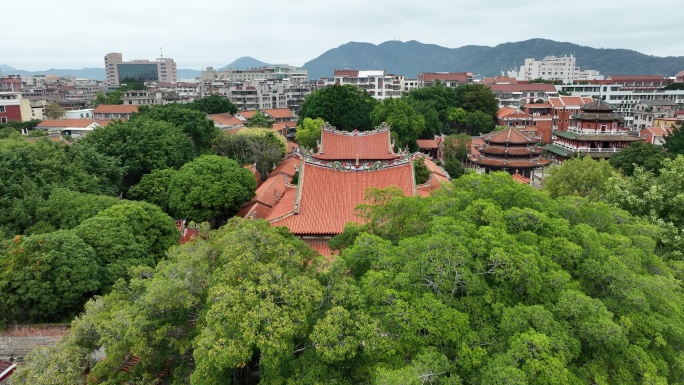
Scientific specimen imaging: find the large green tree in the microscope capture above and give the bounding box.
[0,231,101,324]
[128,168,178,214]
[295,117,325,150]
[463,110,495,135]
[453,83,499,118]
[215,128,286,180]
[190,95,238,115]
[663,121,684,156]
[370,97,425,150]
[298,85,378,131]
[609,141,668,176]
[134,104,219,153]
[405,83,457,135]
[245,110,272,128]
[76,118,194,190]
[168,155,256,224]
[543,156,617,201]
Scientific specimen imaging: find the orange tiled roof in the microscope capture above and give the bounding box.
[468,156,550,168]
[263,108,293,120]
[548,96,594,108]
[497,107,518,119]
[268,160,415,235]
[500,110,533,119]
[315,125,399,161]
[37,119,97,128]
[419,72,470,82]
[238,110,257,119]
[511,171,531,184]
[304,238,334,259]
[478,146,544,156]
[269,154,301,178]
[642,126,673,137]
[237,201,274,220]
[209,113,244,126]
[488,83,557,92]
[93,104,139,114]
[417,139,439,149]
[482,128,540,145]
[470,138,484,156]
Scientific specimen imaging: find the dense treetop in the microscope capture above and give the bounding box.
[13,172,684,384]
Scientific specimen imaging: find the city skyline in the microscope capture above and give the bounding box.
[2,0,683,71]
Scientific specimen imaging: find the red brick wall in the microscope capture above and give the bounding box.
[556,108,571,131]
[534,120,554,144]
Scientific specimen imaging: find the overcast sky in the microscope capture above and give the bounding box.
[2,0,682,70]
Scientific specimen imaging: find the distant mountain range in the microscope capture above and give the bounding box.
[3,39,684,81]
[302,38,684,79]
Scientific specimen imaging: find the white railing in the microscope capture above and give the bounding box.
[566,126,627,135]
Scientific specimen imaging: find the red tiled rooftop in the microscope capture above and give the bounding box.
[304,238,335,259]
[269,161,415,235]
[481,127,540,145]
[37,119,97,128]
[497,107,518,119]
[417,139,439,149]
[238,110,257,119]
[419,72,470,82]
[315,127,399,160]
[93,104,139,114]
[511,171,531,184]
[334,69,360,77]
[269,154,301,178]
[487,83,557,92]
[208,113,244,126]
[263,108,293,120]
[470,138,484,156]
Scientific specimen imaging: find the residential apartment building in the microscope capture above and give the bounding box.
[201,66,307,83]
[632,100,683,131]
[417,72,473,87]
[105,52,177,86]
[93,104,139,120]
[121,90,163,105]
[0,92,32,123]
[507,55,603,84]
[215,79,316,113]
[557,79,684,128]
[327,69,402,100]
[487,83,558,107]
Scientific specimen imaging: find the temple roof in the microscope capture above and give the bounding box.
[314,123,400,161]
[467,155,551,168]
[481,127,541,145]
[580,99,615,113]
[477,145,544,156]
[268,157,415,235]
[571,113,624,122]
[554,131,642,141]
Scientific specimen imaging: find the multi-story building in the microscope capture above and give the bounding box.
[507,55,603,84]
[0,92,32,123]
[546,99,642,163]
[557,79,684,127]
[632,100,683,131]
[121,90,163,105]
[487,83,558,107]
[201,66,307,83]
[215,79,316,113]
[105,53,177,86]
[325,69,403,100]
[417,72,473,87]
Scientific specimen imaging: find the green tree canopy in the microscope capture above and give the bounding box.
[215,128,286,180]
[295,117,325,150]
[44,102,65,119]
[609,141,668,176]
[463,110,496,135]
[443,133,472,162]
[405,82,458,135]
[16,174,684,384]
[245,110,272,128]
[453,83,499,118]
[168,155,256,224]
[74,201,177,289]
[0,231,101,324]
[189,95,238,114]
[370,97,425,150]
[76,118,194,190]
[128,168,178,214]
[134,104,219,153]
[543,156,617,201]
[298,85,378,131]
[663,121,684,156]
[413,157,431,184]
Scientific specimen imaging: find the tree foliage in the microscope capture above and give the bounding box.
[76,118,194,190]
[543,156,617,201]
[609,141,668,176]
[405,83,457,135]
[295,117,325,150]
[370,97,425,150]
[443,133,471,162]
[45,102,65,119]
[134,104,219,153]
[128,168,177,214]
[413,158,431,185]
[245,110,272,128]
[663,121,684,156]
[168,155,256,224]
[0,231,101,324]
[16,174,684,384]
[189,95,238,115]
[298,85,378,131]
[215,128,286,180]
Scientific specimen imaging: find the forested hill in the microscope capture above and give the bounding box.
[303,38,684,79]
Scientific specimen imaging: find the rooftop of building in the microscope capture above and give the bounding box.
[313,123,401,161]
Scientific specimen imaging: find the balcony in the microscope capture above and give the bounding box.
[566,126,627,135]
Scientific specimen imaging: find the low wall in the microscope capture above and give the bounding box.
[0,324,69,359]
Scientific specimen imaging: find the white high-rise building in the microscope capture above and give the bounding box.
[104,53,177,86]
[507,55,603,84]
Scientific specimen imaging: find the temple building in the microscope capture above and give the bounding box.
[546,99,642,162]
[467,127,551,179]
[239,123,447,257]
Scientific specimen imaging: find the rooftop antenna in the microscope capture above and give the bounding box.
[160,47,163,58]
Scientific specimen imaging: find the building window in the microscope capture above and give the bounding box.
[0,117,7,123]
[0,106,5,113]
